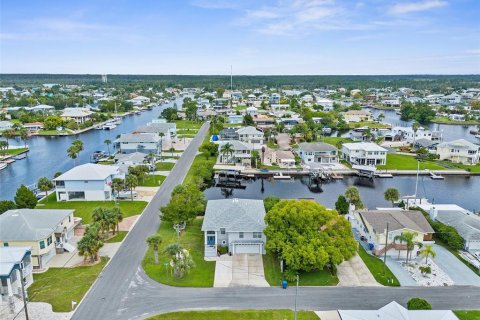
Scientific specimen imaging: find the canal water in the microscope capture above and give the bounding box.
[0,98,185,200]
[205,175,480,213]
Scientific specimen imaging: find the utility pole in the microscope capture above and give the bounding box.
[294,274,299,320]
[19,267,29,320]
[383,222,389,275]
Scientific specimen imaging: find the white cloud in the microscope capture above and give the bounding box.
[389,0,448,15]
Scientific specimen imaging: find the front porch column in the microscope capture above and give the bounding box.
[6,277,13,297]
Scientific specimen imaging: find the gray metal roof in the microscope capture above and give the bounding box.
[114,152,147,163]
[299,142,337,152]
[202,199,266,232]
[0,247,31,277]
[358,210,434,234]
[0,209,74,241]
[436,210,480,241]
[116,133,160,143]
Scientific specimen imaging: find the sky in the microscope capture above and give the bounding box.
[1,0,479,75]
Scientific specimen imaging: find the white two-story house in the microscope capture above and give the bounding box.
[342,142,387,166]
[298,142,338,164]
[236,126,265,146]
[116,133,161,154]
[436,139,479,165]
[201,199,266,257]
[54,163,124,201]
[217,140,252,166]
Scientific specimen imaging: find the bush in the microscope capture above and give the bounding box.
[407,297,432,310]
[430,220,464,250]
[217,245,228,255]
[283,268,297,282]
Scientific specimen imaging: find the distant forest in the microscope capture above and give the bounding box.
[1,74,479,91]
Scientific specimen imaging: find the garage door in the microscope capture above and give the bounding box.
[234,243,262,254]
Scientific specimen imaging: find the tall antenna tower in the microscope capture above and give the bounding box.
[230,65,233,91]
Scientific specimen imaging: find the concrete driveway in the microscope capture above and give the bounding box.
[214,254,269,287]
[431,244,480,286]
[337,254,380,286]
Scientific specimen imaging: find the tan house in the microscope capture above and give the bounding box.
[0,209,77,269]
[60,107,93,124]
[342,110,372,123]
[350,209,434,258]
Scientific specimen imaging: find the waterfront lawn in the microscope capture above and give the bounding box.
[263,253,339,286]
[357,246,400,286]
[142,217,215,287]
[317,136,353,147]
[1,147,29,156]
[104,231,128,243]
[178,134,196,138]
[377,154,445,171]
[140,174,166,187]
[454,311,480,320]
[147,310,319,320]
[177,129,198,135]
[174,120,203,130]
[37,193,147,224]
[155,162,175,171]
[37,130,71,135]
[348,121,391,129]
[432,117,480,125]
[183,135,216,186]
[437,161,480,173]
[28,257,107,312]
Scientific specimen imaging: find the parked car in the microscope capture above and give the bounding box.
[117,191,138,199]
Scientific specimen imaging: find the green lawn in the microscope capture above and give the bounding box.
[317,136,353,147]
[147,310,319,320]
[155,162,175,171]
[177,129,199,134]
[28,258,107,312]
[455,311,480,320]
[140,174,166,187]
[174,120,203,130]
[178,134,196,138]
[263,253,339,286]
[1,147,29,156]
[432,117,480,125]
[357,246,400,286]
[104,231,128,243]
[183,135,216,186]
[348,121,391,129]
[37,130,72,135]
[37,193,147,224]
[377,153,446,171]
[142,217,215,287]
[436,161,480,173]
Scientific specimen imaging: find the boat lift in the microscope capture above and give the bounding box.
[352,165,376,179]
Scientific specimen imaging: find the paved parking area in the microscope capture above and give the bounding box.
[431,244,480,286]
[214,254,269,287]
[385,257,419,286]
[337,254,380,286]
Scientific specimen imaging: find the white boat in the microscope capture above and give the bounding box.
[273,172,291,180]
[0,162,7,171]
[475,134,480,139]
[103,123,117,130]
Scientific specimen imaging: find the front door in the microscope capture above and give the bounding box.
[207,236,215,245]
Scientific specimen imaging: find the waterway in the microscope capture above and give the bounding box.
[0,98,185,200]
[205,175,480,212]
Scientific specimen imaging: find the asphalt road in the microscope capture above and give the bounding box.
[72,121,480,320]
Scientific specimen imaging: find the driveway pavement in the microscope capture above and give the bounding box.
[430,244,480,286]
[214,254,269,287]
[337,254,380,287]
[385,257,418,286]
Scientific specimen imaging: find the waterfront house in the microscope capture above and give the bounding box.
[53,163,123,201]
[237,126,265,145]
[414,138,439,150]
[253,115,275,128]
[228,114,243,124]
[116,133,161,154]
[391,126,434,144]
[219,127,239,141]
[337,301,459,320]
[217,140,252,166]
[350,209,434,258]
[246,106,258,116]
[436,139,479,165]
[341,142,387,166]
[22,122,44,133]
[342,110,372,123]
[0,209,76,269]
[269,93,280,104]
[136,122,176,138]
[271,150,296,168]
[128,95,151,106]
[201,199,266,257]
[0,247,34,311]
[60,107,93,125]
[114,152,147,167]
[298,142,338,164]
[0,120,13,132]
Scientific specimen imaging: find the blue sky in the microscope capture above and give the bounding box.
[1,0,479,74]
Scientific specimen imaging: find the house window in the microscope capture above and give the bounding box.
[220,228,226,235]
[239,232,244,239]
[47,236,52,246]
[40,240,45,249]
[3,242,8,247]
[68,191,85,200]
[253,232,262,239]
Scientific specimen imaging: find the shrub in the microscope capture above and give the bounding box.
[407,297,432,310]
[217,245,228,255]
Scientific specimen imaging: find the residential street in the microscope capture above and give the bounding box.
[72,122,480,320]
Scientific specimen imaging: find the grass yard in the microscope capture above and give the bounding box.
[155,162,175,171]
[147,310,319,320]
[178,134,196,138]
[177,129,199,134]
[436,161,480,173]
[104,231,128,243]
[377,153,446,171]
[348,121,391,129]
[37,130,72,135]
[183,135,216,186]
[454,311,480,320]
[263,253,339,286]
[317,136,353,147]
[28,257,107,312]
[432,117,480,125]
[174,120,203,130]
[142,217,215,287]
[1,147,29,156]
[140,174,166,187]
[37,193,147,224]
[357,246,400,286]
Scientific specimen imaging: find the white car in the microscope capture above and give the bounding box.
[117,191,138,199]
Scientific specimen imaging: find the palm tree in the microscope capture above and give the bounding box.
[67,145,79,166]
[220,143,234,163]
[37,177,54,198]
[125,175,138,201]
[1,130,14,150]
[146,234,163,265]
[78,224,103,263]
[159,132,165,156]
[345,186,364,209]
[0,140,8,156]
[146,151,156,170]
[384,188,400,207]
[419,245,436,264]
[92,207,110,236]
[412,121,420,147]
[164,243,195,278]
[169,147,175,157]
[19,128,29,148]
[109,207,123,234]
[112,178,124,202]
[104,139,112,156]
[394,231,421,263]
